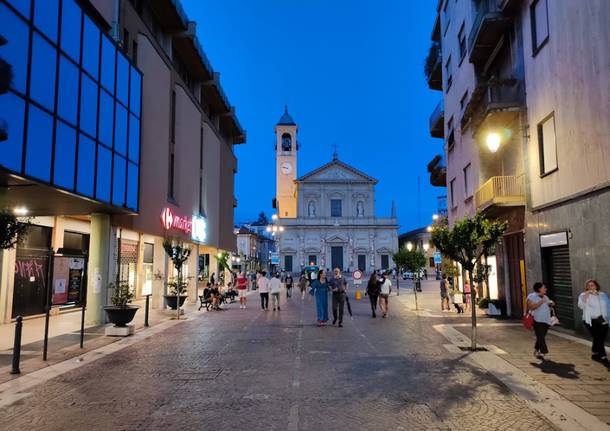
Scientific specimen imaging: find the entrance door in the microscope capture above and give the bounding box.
[12,225,52,318]
[505,232,526,317]
[357,255,366,272]
[543,245,574,329]
[308,255,317,266]
[284,255,293,273]
[331,246,343,271]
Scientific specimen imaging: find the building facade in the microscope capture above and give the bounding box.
[273,109,398,274]
[426,0,610,328]
[398,227,441,279]
[0,0,244,324]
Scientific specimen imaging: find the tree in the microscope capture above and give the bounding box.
[0,211,29,250]
[431,212,506,350]
[255,211,268,226]
[162,239,191,320]
[393,248,426,310]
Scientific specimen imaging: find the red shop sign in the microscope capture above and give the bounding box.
[160,207,192,234]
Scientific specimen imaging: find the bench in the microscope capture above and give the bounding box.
[199,295,213,311]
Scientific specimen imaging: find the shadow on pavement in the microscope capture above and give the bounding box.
[530,360,580,379]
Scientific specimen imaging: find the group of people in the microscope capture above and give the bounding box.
[527,279,610,367]
[364,271,392,318]
[439,274,472,314]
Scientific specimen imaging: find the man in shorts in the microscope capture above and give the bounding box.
[440,274,450,311]
[236,272,248,309]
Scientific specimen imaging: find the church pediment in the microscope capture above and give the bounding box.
[297,159,378,184]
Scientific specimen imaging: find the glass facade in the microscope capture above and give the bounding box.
[0,0,142,212]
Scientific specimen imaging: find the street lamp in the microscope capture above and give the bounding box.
[486,132,501,153]
[423,243,430,252]
[271,214,278,221]
[432,214,439,221]
[406,242,413,251]
[426,225,433,232]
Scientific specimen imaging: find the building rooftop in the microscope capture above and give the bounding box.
[277,106,296,125]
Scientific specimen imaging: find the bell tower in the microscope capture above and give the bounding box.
[275,106,298,218]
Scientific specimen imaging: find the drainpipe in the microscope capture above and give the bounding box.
[111,0,121,42]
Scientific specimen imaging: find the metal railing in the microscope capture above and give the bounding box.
[429,99,444,134]
[474,175,525,210]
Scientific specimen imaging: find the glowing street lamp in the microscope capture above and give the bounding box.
[423,243,430,252]
[486,132,501,153]
[426,225,433,232]
[406,242,413,251]
[432,214,439,221]
[271,214,278,221]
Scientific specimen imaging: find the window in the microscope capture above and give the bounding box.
[126,162,138,210]
[128,114,140,162]
[450,178,456,208]
[4,0,30,18]
[60,0,81,62]
[63,231,89,252]
[168,90,176,199]
[57,55,79,125]
[132,41,138,66]
[54,121,76,190]
[114,103,128,155]
[100,35,116,93]
[112,154,126,206]
[30,32,57,111]
[129,66,141,116]
[0,4,30,94]
[25,105,53,181]
[170,90,176,143]
[34,0,59,42]
[168,153,175,199]
[98,90,114,146]
[122,28,129,54]
[445,55,452,92]
[460,90,468,112]
[538,113,557,175]
[458,22,466,62]
[447,116,455,151]
[330,199,342,217]
[0,92,25,172]
[442,0,450,35]
[82,15,100,79]
[463,163,471,198]
[77,134,95,196]
[116,53,129,105]
[531,0,549,55]
[79,73,98,137]
[96,145,112,202]
[199,127,203,214]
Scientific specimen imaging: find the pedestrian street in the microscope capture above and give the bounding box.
[0,284,560,431]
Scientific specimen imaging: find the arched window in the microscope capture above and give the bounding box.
[281,133,292,151]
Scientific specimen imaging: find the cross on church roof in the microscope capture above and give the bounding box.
[331,142,338,160]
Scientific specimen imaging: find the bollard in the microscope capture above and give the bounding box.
[11,316,23,375]
[144,294,151,327]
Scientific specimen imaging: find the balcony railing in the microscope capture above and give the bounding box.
[474,175,525,210]
[425,42,442,91]
[468,0,512,66]
[461,78,523,129]
[429,100,444,138]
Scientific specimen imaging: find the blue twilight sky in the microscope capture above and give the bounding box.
[181,0,444,232]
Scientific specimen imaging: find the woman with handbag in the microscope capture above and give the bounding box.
[526,282,554,360]
[578,279,610,367]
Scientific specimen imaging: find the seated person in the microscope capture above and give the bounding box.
[211,283,221,309]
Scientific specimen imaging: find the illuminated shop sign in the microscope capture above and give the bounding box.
[191,215,208,243]
[160,207,192,233]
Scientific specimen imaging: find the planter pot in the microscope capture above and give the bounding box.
[104,305,140,327]
[164,295,188,310]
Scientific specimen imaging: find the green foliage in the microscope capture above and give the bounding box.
[441,257,458,278]
[431,212,506,273]
[162,239,191,270]
[393,248,426,276]
[477,297,490,309]
[217,251,231,273]
[110,281,134,307]
[473,261,491,284]
[0,211,29,250]
[166,277,188,296]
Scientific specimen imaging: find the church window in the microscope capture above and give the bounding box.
[331,199,342,217]
[281,133,292,151]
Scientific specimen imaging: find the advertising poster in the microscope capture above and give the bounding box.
[52,257,70,305]
[67,258,85,303]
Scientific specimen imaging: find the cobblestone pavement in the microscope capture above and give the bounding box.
[0,289,557,431]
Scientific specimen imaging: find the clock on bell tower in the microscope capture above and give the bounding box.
[275,106,298,218]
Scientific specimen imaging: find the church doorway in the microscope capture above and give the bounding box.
[284,255,293,273]
[357,255,366,272]
[331,246,343,271]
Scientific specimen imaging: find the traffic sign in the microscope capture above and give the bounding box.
[352,269,363,280]
[433,252,442,264]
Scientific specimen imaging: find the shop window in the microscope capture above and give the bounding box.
[330,199,342,217]
[57,55,79,125]
[30,32,57,111]
[112,154,126,206]
[33,0,59,42]
[126,162,138,210]
[128,114,140,162]
[116,52,129,105]
[538,113,557,175]
[96,145,112,202]
[130,67,141,116]
[118,239,138,291]
[100,35,116,93]
[98,89,114,147]
[79,73,98,138]
[53,121,76,190]
[531,0,549,55]
[0,92,25,172]
[63,231,89,253]
[0,4,29,94]
[5,0,30,19]
[142,242,154,295]
[114,103,128,155]
[25,105,53,182]
[60,0,81,62]
[76,134,95,196]
[82,15,99,79]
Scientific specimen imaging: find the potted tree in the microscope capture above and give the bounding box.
[104,281,139,328]
[162,239,191,319]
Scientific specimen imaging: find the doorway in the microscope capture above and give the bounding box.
[284,255,293,273]
[331,246,343,271]
[542,244,574,329]
[357,255,366,272]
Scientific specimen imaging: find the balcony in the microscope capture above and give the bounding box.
[475,175,525,211]
[461,78,523,130]
[425,42,442,91]
[429,100,444,138]
[427,155,446,187]
[468,0,513,66]
[497,0,521,13]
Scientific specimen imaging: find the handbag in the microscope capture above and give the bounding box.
[522,312,534,330]
[550,308,560,326]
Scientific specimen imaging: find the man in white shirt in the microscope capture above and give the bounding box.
[257,271,269,310]
[379,274,392,318]
[269,273,282,311]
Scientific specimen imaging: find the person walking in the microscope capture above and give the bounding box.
[236,272,248,309]
[330,268,348,327]
[298,274,307,299]
[310,269,330,326]
[269,272,281,311]
[257,271,269,310]
[379,273,392,318]
[440,274,450,311]
[463,280,472,311]
[578,279,610,367]
[527,282,554,360]
[366,273,380,318]
[285,273,294,299]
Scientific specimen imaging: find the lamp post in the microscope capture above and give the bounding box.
[266,215,284,271]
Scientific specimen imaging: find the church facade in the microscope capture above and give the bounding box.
[273,108,398,274]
